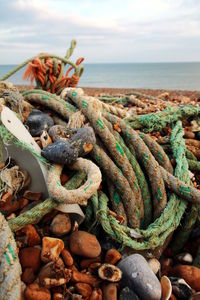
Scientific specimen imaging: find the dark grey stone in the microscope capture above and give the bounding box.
[170,277,192,300]
[119,287,140,300]
[25,109,54,136]
[41,140,78,165]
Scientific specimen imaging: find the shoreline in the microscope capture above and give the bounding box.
[17,85,200,100]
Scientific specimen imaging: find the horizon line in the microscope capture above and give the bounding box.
[1,61,200,66]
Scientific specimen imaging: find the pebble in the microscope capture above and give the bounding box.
[50,213,71,237]
[41,140,78,165]
[41,237,64,263]
[103,283,118,300]
[148,258,161,275]
[175,252,193,264]
[69,230,101,258]
[40,130,52,148]
[0,197,19,216]
[19,247,41,273]
[23,191,42,201]
[161,275,172,300]
[38,262,55,285]
[25,109,54,137]
[105,248,122,265]
[170,264,200,291]
[75,283,92,299]
[68,126,96,156]
[98,263,122,282]
[48,125,76,142]
[118,254,161,300]
[16,224,41,247]
[190,292,200,299]
[119,287,140,300]
[170,277,193,299]
[21,268,36,284]
[61,248,74,267]
[24,283,51,300]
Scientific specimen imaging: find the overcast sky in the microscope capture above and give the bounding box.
[0,0,200,64]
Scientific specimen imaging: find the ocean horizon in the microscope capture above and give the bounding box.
[0,62,200,90]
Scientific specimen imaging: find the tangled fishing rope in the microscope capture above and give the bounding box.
[3,87,200,244]
[1,75,200,297]
[0,40,84,95]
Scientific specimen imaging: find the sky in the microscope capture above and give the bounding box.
[0,0,200,64]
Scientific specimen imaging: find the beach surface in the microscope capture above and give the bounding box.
[17,85,200,100]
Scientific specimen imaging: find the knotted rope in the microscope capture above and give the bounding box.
[0,83,200,294]
[0,40,84,95]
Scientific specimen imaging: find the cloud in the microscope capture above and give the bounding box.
[0,0,200,63]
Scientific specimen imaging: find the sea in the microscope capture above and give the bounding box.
[0,62,200,90]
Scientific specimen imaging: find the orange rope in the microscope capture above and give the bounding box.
[23,55,84,94]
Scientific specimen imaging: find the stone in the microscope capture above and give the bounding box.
[68,126,96,156]
[75,283,92,298]
[41,237,64,263]
[16,224,41,247]
[170,264,200,291]
[161,276,172,300]
[148,258,161,274]
[102,283,118,300]
[190,292,200,299]
[175,252,193,264]
[118,254,161,300]
[119,287,140,300]
[61,248,73,267]
[69,230,101,258]
[48,125,76,142]
[19,247,41,273]
[23,191,42,201]
[170,277,193,299]
[25,109,54,137]
[50,213,71,237]
[21,268,36,284]
[98,264,122,282]
[40,130,52,148]
[105,248,122,265]
[0,196,19,216]
[24,283,51,300]
[41,140,78,165]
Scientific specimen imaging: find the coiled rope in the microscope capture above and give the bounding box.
[0,40,84,95]
[1,84,200,298]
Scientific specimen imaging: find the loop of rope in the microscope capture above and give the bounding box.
[0,40,84,95]
[0,84,200,289]
[47,158,102,205]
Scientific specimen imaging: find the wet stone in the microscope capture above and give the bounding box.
[41,140,78,165]
[118,254,161,300]
[25,109,54,137]
[119,287,140,300]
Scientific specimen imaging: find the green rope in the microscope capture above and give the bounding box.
[1,85,199,256]
[0,38,83,82]
[126,105,200,133]
[0,125,49,166]
[9,171,85,232]
[93,121,191,250]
